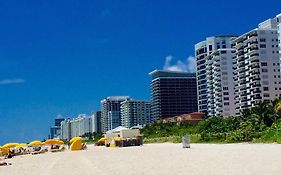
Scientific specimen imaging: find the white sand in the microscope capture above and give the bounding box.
[1,143,281,175]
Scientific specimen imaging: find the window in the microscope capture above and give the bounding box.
[208,45,212,51]
[260,44,266,48]
[264,94,270,97]
[263,87,269,91]
[260,38,266,42]
[262,69,268,72]
[261,62,267,66]
[223,87,229,90]
[223,92,229,95]
[272,45,275,48]
[224,97,229,100]
[221,51,227,54]
[224,102,229,106]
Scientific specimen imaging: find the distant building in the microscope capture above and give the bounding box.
[233,14,281,114]
[149,70,198,121]
[158,112,205,125]
[101,96,131,133]
[61,118,71,140]
[70,114,92,137]
[91,111,102,133]
[120,99,151,128]
[60,114,92,140]
[50,115,65,139]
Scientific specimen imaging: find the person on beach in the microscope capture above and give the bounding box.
[0,158,11,166]
[5,150,15,159]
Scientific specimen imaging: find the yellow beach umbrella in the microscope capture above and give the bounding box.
[98,137,108,142]
[28,140,43,147]
[15,143,28,149]
[2,143,19,149]
[44,139,64,145]
[69,137,82,144]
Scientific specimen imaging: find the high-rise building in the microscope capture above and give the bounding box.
[60,114,92,140]
[61,119,71,140]
[70,114,92,137]
[120,99,151,128]
[50,115,65,139]
[204,37,237,116]
[195,36,236,115]
[149,70,197,120]
[233,15,281,114]
[101,96,131,133]
[91,111,102,133]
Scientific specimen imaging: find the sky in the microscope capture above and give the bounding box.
[0,0,281,145]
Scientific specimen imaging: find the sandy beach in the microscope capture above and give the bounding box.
[1,143,281,175]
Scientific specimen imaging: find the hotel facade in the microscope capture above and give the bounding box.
[233,14,281,114]
[120,99,151,128]
[149,70,198,120]
[195,36,237,116]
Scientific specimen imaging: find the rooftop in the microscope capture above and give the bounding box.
[149,70,196,79]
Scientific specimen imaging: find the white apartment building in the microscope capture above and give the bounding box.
[60,114,92,140]
[195,35,236,116]
[60,119,71,140]
[120,99,151,128]
[233,15,281,114]
[70,114,92,137]
[206,48,236,116]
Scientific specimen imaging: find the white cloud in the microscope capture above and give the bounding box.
[163,55,196,73]
[0,79,25,85]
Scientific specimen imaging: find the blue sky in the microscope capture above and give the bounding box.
[0,0,281,144]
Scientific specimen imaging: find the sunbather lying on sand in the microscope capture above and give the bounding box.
[0,158,11,166]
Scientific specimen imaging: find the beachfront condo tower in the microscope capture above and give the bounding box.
[195,36,236,116]
[91,111,102,133]
[206,47,237,117]
[101,96,131,133]
[120,99,151,128]
[149,70,197,121]
[233,14,281,115]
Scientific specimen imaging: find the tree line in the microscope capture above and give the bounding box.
[141,98,281,143]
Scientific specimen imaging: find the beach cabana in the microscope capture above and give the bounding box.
[70,137,83,151]
[105,126,140,139]
[105,126,142,147]
[0,146,9,156]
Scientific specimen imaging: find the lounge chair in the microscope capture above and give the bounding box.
[50,145,65,153]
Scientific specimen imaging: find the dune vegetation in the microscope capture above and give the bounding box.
[141,98,281,144]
